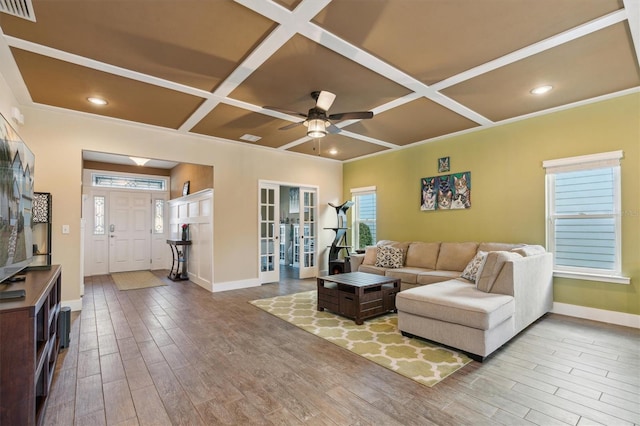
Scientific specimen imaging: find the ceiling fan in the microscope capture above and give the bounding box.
[263,91,373,138]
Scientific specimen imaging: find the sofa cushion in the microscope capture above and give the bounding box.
[363,246,377,265]
[478,242,523,252]
[435,242,479,272]
[416,270,461,285]
[385,267,431,284]
[461,251,487,283]
[405,242,440,269]
[375,246,404,268]
[476,251,522,293]
[512,245,546,257]
[396,279,515,330]
[358,264,387,276]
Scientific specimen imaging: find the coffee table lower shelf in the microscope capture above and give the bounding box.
[317,272,400,325]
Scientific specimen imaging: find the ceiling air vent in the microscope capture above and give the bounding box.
[0,0,36,22]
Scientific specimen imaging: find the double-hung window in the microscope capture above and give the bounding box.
[543,150,628,284]
[351,186,377,250]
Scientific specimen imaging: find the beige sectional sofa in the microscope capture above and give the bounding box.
[349,241,553,361]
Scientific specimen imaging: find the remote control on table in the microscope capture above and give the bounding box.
[0,289,26,300]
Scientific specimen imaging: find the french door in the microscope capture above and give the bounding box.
[259,183,279,283]
[298,188,317,279]
[258,183,318,282]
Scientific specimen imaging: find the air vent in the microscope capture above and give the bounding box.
[0,0,35,22]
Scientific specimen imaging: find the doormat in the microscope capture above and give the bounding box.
[111,271,168,291]
[249,291,471,387]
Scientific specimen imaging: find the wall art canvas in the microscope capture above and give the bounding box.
[438,156,450,173]
[421,171,471,211]
[0,113,35,280]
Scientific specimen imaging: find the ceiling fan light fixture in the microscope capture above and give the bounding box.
[305,118,328,138]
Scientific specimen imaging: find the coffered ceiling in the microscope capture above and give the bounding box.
[0,0,638,161]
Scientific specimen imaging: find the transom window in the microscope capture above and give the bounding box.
[543,150,628,284]
[92,173,167,191]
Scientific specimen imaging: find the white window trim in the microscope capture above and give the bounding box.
[543,150,630,285]
[351,186,376,194]
[351,186,377,251]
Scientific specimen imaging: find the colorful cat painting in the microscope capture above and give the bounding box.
[420,171,471,211]
[437,189,452,209]
[421,178,436,211]
[451,193,470,209]
[436,176,452,209]
[451,172,471,209]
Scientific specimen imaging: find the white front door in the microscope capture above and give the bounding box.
[259,183,279,283]
[298,188,318,279]
[109,191,151,273]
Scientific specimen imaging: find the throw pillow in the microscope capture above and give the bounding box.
[375,246,404,268]
[363,246,377,265]
[460,251,487,282]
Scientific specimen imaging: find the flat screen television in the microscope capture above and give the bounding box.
[0,113,34,283]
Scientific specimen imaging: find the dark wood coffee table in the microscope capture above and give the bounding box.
[317,272,400,324]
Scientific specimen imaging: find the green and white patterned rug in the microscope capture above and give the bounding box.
[250,290,472,387]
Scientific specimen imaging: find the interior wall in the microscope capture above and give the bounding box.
[82,160,171,176]
[170,162,214,199]
[0,79,342,303]
[343,93,640,316]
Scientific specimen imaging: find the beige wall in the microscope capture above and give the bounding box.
[344,93,640,316]
[169,163,213,199]
[82,160,171,176]
[0,74,343,303]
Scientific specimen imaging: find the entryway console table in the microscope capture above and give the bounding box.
[166,240,191,281]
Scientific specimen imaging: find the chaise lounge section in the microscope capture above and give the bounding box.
[349,241,553,360]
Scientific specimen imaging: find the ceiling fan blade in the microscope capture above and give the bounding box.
[263,106,308,118]
[328,111,373,120]
[279,122,304,131]
[315,91,336,111]
[327,123,341,134]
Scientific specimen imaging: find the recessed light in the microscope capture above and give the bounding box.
[87,97,108,105]
[530,85,553,95]
[328,148,338,155]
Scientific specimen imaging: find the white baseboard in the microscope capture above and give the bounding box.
[552,302,640,329]
[62,298,83,312]
[186,273,213,292]
[212,278,261,292]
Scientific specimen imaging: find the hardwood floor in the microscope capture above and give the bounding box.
[44,272,639,425]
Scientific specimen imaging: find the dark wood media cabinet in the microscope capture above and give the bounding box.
[0,265,62,426]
